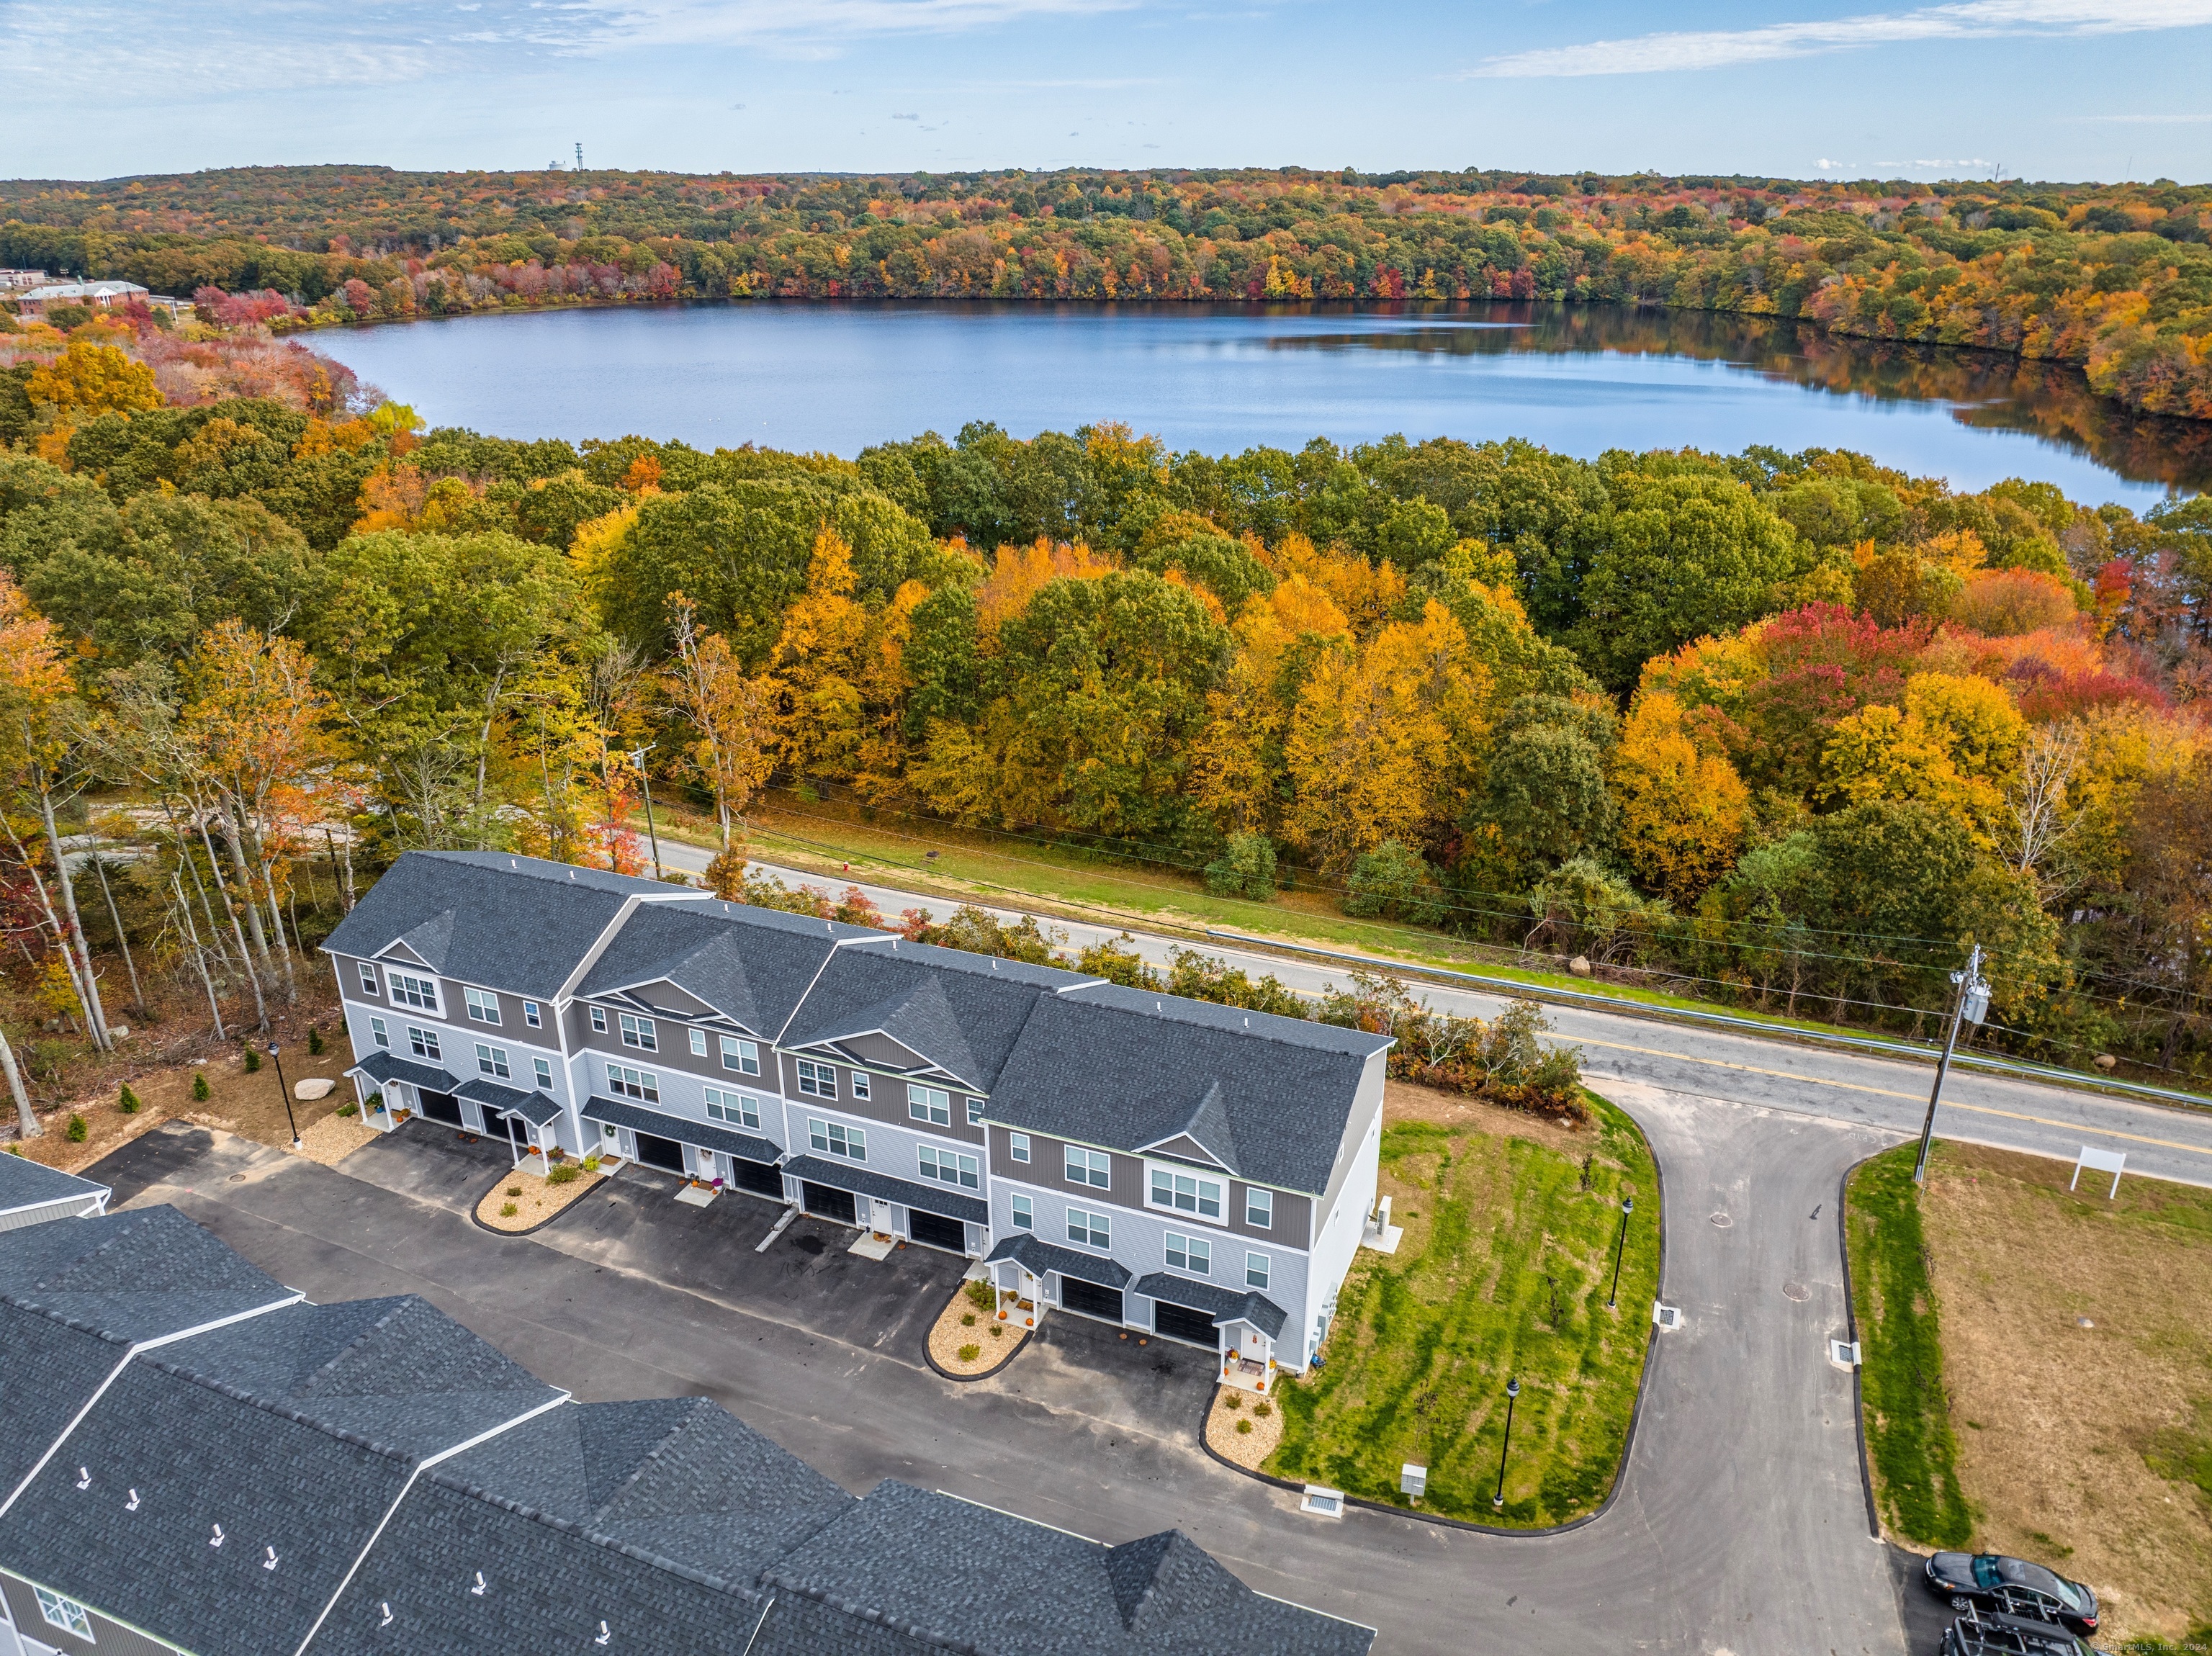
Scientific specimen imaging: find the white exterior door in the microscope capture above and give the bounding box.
[870,1197,895,1233]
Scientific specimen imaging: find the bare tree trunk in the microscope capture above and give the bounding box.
[474,665,510,817]
[163,804,233,968]
[199,819,268,1032]
[91,855,147,1022]
[0,1027,37,1139]
[173,873,227,1040]
[257,852,297,1002]
[37,786,110,1050]
[216,811,276,984]
[2,815,105,1051]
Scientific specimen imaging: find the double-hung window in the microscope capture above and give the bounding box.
[390,971,438,1011]
[533,1056,553,1089]
[1066,1207,1110,1250]
[523,1000,542,1028]
[369,1016,389,1049]
[34,1586,94,1641]
[1245,1251,1270,1290]
[1245,1188,1272,1229]
[1151,1169,1223,1220]
[918,1146,979,1189]
[1065,1147,1110,1189]
[966,1099,985,1125]
[606,1063,659,1104]
[907,1084,950,1127]
[720,1035,760,1076]
[850,1071,871,1101]
[703,1086,761,1129]
[475,1043,511,1079]
[1165,1233,1211,1274]
[408,1026,441,1063]
[589,1007,608,1033]
[688,1028,708,1056]
[464,987,500,1025]
[619,1013,657,1052]
[357,962,379,996]
[1011,1194,1033,1230]
[809,1117,865,1159]
[796,1060,837,1099]
[1009,1132,1030,1164]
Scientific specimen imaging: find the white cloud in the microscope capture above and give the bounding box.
[1468,0,2212,77]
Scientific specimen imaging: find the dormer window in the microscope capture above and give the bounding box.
[1149,1168,1223,1223]
[389,971,438,1012]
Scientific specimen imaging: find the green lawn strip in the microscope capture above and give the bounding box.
[1262,1092,1659,1527]
[1845,1143,1974,1548]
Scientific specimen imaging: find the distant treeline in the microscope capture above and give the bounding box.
[3,166,2208,420]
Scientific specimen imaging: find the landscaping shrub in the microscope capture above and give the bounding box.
[191,1071,210,1102]
[1318,973,1588,1122]
[1236,1418,1252,1435]
[987,1324,1002,1338]
[964,1279,996,1312]
[960,1312,976,1326]
[337,1101,358,1117]
[1222,1392,1240,1409]
[307,1028,325,1055]
[957,1344,981,1363]
[500,1202,518,1218]
[545,1162,580,1185]
[582,1153,601,1172]
[1205,831,1277,901]
[66,1113,87,1142]
[1255,1401,1272,1417]
[243,1047,261,1073]
[118,1084,140,1115]
[505,1184,522,1197]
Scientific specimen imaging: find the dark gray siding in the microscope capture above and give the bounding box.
[1,1573,183,1656]
[991,1127,1142,1210]
[576,1011,745,1086]
[785,1056,983,1145]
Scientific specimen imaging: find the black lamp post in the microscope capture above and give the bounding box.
[269,1042,300,1149]
[1492,1377,1519,1511]
[1607,1194,1635,1309]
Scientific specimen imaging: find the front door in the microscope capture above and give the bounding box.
[868,1197,895,1235]
[634,1131,686,1174]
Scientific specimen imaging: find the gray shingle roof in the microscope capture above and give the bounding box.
[1130,1274,1287,1338]
[322,852,690,999]
[0,1152,108,1218]
[0,1305,132,1505]
[579,901,873,1037]
[781,944,1083,1092]
[754,1482,1374,1656]
[989,988,1390,1194]
[779,1155,987,1226]
[454,1078,561,1126]
[986,1233,1131,1290]
[0,1204,289,1344]
[349,1049,458,1092]
[583,1096,782,1164]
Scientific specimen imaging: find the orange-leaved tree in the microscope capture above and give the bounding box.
[665,593,778,872]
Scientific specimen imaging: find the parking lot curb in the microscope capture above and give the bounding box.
[923,1324,1031,1383]
[464,1160,616,1239]
[1838,1154,1882,1542]
[1193,1090,1670,1539]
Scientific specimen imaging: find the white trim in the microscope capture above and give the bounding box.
[768,933,896,1047]
[549,887,715,1007]
[0,1292,304,1518]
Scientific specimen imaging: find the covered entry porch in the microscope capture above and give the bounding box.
[455,1078,562,1166]
[346,1050,462,1133]
[984,1233,1133,1331]
[1133,1273,1289,1394]
[776,1156,989,1255]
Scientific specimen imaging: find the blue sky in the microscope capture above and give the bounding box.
[8,0,2210,183]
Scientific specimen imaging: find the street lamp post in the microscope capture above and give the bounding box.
[1912,944,1990,1187]
[268,1042,300,1150]
[1493,1378,1520,1511]
[629,747,664,881]
[1607,1194,1635,1309]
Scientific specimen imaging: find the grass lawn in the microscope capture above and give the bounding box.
[1848,1140,2212,1644]
[1262,1086,1660,1528]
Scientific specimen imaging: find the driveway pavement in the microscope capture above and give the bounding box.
[93,1077,1935,1656]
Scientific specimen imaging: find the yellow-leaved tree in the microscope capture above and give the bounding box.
[1611,690,1750,905]
[1820,671,2026,845]
[27,341,161,419]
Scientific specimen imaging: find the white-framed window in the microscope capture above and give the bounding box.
[34,1585,94,1641]
[809,1117,864,1159]
[720,1035,760,1076]
[606,1063,659,1104]
[1066,1147,1110,1189]
[967,1099,984,1125]
[907,1084,950,1127]
[389,971,438,1011]
[356,961,379,996]
[1151,1169,1223,1221]
[1245,1188,1272,1230]
[590,1007,607,1033]
[533,1056,553,1089]
[619,1013,657,1051]
[1009,1131,1030,1164]
[475,1043,511,1079]
[797,1060,837,1099]
[688,1027,708,1056]
[851,1071,871,1101]
[919,1146,979,1189]
[523,1001,541,1028]
[464,987,500,1025]
[1011,1193,1033,1230]
[1066,1207,1110,1249]
[408,1026,441,1063]
[704,1086,761,1129]
[369,1015,389,1048]
[1166,1233,1211,1274]
[1245,1251,1270,1290]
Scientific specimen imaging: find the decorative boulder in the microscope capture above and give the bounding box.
[1568,955,1593,978]
[2093,1054,2118,1071]
[295,1078,336,1100]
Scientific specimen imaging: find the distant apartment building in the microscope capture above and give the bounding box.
[12,280,149,317]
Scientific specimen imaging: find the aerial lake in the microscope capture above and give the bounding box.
[313,301,2210,505]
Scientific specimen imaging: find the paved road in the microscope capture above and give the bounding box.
[99,1082,1933,1656]
[669,842,2212,1191]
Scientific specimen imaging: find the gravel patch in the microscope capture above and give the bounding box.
[1207,1385,1283,1470]
[927,1279,1022,1377]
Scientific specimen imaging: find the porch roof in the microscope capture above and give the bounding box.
[581,1095,782,1166]
[985,1233,1132,1291]
[349,1050,458,1093]
[1132,1272,1287,1338]
[454,1077,561,1127]
[779,1154,988,1226]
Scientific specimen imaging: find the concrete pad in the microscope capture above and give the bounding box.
[848,1233,894,1259]
[672,1184,716,1208]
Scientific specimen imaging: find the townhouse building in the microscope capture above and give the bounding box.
[0,1198,1375,1656]
[322,852,1392,1378]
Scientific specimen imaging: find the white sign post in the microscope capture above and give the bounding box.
[2070,1146,2127,1200]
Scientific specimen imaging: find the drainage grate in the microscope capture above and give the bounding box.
[1300,1485,1344,1518]
[1829,1338,1861,1367]
[1653,1303,1683,1330]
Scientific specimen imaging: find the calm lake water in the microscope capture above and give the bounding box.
[314,301,2211,505]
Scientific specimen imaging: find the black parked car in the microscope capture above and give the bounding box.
[1941,1607,2101,1655]
[1926,1552,2100,1634]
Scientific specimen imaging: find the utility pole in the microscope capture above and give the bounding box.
[1912,945,1990,1186]
[629,747,663,881]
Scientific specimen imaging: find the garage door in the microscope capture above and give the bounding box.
[729,1156,784,1198]
[634,1131,686,1174]
[803,1182,857,1225]
[907,1210,966,1253]
[1060,1278,1124,1323]
[417,1090,464,1128]
[1154,1301,1219,1348]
